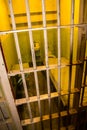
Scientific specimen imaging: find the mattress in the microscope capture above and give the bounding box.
[48,57,76,107]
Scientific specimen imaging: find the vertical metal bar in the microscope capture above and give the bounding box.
[34,71,43,129]
[41,0,52,129]
[74,0,85,109]
[8,0,23,71]
[8,1,34,129]
[67,0,75,110]
[80,27,87,106]
[56,0,61,129]
[0,48,23,130]
[74,33,86,109]
[42,0,49,68]
[21,73,34,129]
[25,0,36,69]
[66,0,75,128]
[56,0,61,97]
[25,1,43,129]
[81,61,87,105]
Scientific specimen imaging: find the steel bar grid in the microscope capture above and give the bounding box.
[0,0,87,130]
[25,0,43,129]
[8,61,83,76]
[8,0,34,129]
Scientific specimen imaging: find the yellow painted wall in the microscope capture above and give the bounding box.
[0,0,18,71]
[0,0,10,31]
[61,0,80,60]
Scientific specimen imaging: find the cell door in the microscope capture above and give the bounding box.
[0,0,87,130]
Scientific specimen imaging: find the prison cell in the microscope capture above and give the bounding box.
[0,0,87,130]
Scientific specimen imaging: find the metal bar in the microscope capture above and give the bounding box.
[21,73,34,126]
[34,72,43,129]
[67,0,75,128]
[25,0,36,69]
[21,109,77,126]
[8,0,34,129]
[8,0,23,71]
[67,0,75,110]
[0,48,22,130]
[74,0,85,109]
[0,23,87,35]
[81,61,87,105]
[56,0,61,92]
[8,61,83,76]
[41,0,48,68]
[41,0,52,129]
[80,27,87,106]
[74,34,86,109]
[15,88,80,106]
[25,0,43,129]
[56,0,61,129]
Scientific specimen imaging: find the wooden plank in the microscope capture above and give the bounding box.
[8,11,57,17]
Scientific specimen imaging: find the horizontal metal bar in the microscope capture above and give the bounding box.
[21,109,77,126]
[0,23,87,35]
[15,88,79,106]
[8,61,83,76]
